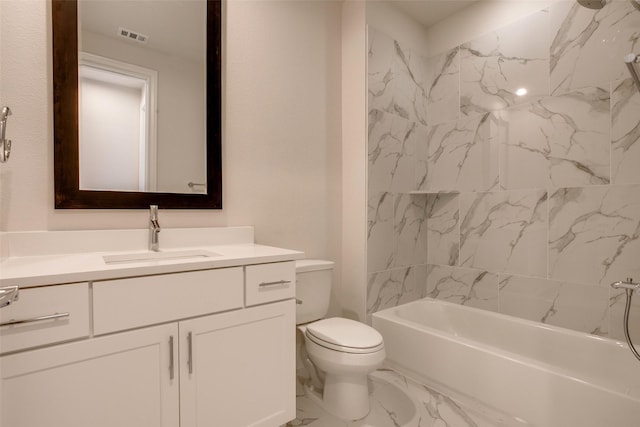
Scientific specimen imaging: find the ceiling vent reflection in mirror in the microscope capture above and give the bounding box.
[118,27,148,44]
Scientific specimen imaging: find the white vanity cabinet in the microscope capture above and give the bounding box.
[1,322,180,427]
[179,300,294,427]
[0,261,296,427]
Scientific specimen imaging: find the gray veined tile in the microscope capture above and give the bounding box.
[612,78,640,184]
[499,274,609,336]
[550,0,640,95]
[425,113,499,193]
[392,40,429,126]
[459,190,548,278]
[609,288,640,342]
[426,193,460,266]
[548,185,640,287]
[460,9,550,118]
[368,109,416,194]
[367,267,423,321]
[394,193,428,268]
[426,264,499,311]
[413,122,430,191]
[426,47,460,126]
[368,28,395,115]
[499,85,610,190]
[368,191,394,273]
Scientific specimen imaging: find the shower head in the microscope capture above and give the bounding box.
[577,0,606,9]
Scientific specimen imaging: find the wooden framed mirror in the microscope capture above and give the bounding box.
[52,0,221,209]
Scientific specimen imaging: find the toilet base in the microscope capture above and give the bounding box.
[304,373,370,421]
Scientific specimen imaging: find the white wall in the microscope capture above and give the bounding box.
[366,0,430,56]
[0,0,342,266]
[340,0,367,321]
[425,0,551,55]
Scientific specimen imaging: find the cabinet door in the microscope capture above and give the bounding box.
[0,323,179,427]
[180,300,295,427]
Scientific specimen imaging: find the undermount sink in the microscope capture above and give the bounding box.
[103,249,221,265]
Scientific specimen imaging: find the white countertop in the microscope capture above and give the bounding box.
[0,243,304,288]
[0,227,304,288]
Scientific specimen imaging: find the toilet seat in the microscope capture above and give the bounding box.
[305,317,384,354]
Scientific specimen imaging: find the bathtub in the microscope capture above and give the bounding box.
[372,298,640,427]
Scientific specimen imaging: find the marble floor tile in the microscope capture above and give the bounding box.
[286,369,522,427]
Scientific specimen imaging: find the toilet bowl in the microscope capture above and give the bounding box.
[296,260,386,421]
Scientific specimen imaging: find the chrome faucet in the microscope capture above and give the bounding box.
[149,205,161,252]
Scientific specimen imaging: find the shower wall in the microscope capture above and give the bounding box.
[366,0,640,340]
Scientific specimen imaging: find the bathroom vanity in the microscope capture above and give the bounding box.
[0,227,301,427]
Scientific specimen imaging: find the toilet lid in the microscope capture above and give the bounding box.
[305,318,384,353]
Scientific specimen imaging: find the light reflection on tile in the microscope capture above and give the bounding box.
[550,0,640,95]
[460,9,549,117]
[499,86,610,190]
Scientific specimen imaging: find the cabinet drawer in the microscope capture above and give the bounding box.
[93,267,243,335]
[0,283,90,355]
[245,261,295,306]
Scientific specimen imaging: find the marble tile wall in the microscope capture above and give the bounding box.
[366,0,640,341]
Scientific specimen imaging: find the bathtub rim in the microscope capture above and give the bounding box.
[372,297,640,403]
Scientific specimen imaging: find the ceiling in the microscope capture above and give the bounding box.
[79,0,206,63]
[388,0,480,28]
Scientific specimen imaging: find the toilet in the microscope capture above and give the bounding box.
[296,259,385,421]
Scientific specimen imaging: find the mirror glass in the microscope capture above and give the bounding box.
[78,0,206,194]
[52,0,221,209]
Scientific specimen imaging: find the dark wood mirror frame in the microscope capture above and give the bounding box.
[52,0,222,209]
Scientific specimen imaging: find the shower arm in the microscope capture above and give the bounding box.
[624,53,640,93]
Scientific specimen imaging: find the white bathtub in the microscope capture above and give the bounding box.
[372,298,640,427]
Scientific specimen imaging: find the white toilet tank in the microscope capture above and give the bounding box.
[295,259,334,325]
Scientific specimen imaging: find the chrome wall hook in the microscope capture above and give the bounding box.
[1,106,13,163]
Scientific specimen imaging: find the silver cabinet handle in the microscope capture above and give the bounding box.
[0,286,19,309]
[187,332,193,374]
[0,312,69,327]
[169,335,175,380]
[259,280,292,288]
